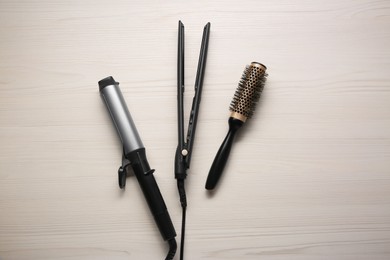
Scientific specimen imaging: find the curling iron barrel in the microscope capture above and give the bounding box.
[99,76,144,155]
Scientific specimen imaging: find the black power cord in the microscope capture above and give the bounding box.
[166,238,177,260]
[177,179,187,260]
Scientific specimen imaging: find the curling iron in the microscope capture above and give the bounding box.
[98,76,177,260]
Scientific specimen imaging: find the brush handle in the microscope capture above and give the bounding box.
[206,118,244,190]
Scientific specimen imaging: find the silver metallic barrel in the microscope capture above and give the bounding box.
[99,76,144,155]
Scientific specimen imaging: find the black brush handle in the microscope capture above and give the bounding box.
[206,118,244,190]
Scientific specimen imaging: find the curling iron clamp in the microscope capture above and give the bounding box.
[175,21,210,260]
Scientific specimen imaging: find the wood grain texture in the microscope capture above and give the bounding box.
[1,0,390,259]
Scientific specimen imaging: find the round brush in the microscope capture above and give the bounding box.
[205,62,267,190]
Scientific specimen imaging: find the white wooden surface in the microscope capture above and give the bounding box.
[1,0,390,259]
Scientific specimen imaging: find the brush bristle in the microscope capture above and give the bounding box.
[229,62,267,119]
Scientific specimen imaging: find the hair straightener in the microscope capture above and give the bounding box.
[174,21,210,260]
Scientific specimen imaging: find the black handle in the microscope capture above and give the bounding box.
[127,148,176,241]
[205,118,244,190]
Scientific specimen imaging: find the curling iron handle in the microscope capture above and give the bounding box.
[205,118,243,190]
[127,148,176,241]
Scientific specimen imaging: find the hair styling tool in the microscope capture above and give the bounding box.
[205,62,267,190]
[175,20,210,260]
[98,76,177,260]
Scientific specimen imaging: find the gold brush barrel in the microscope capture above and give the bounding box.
[229,62,267,122]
